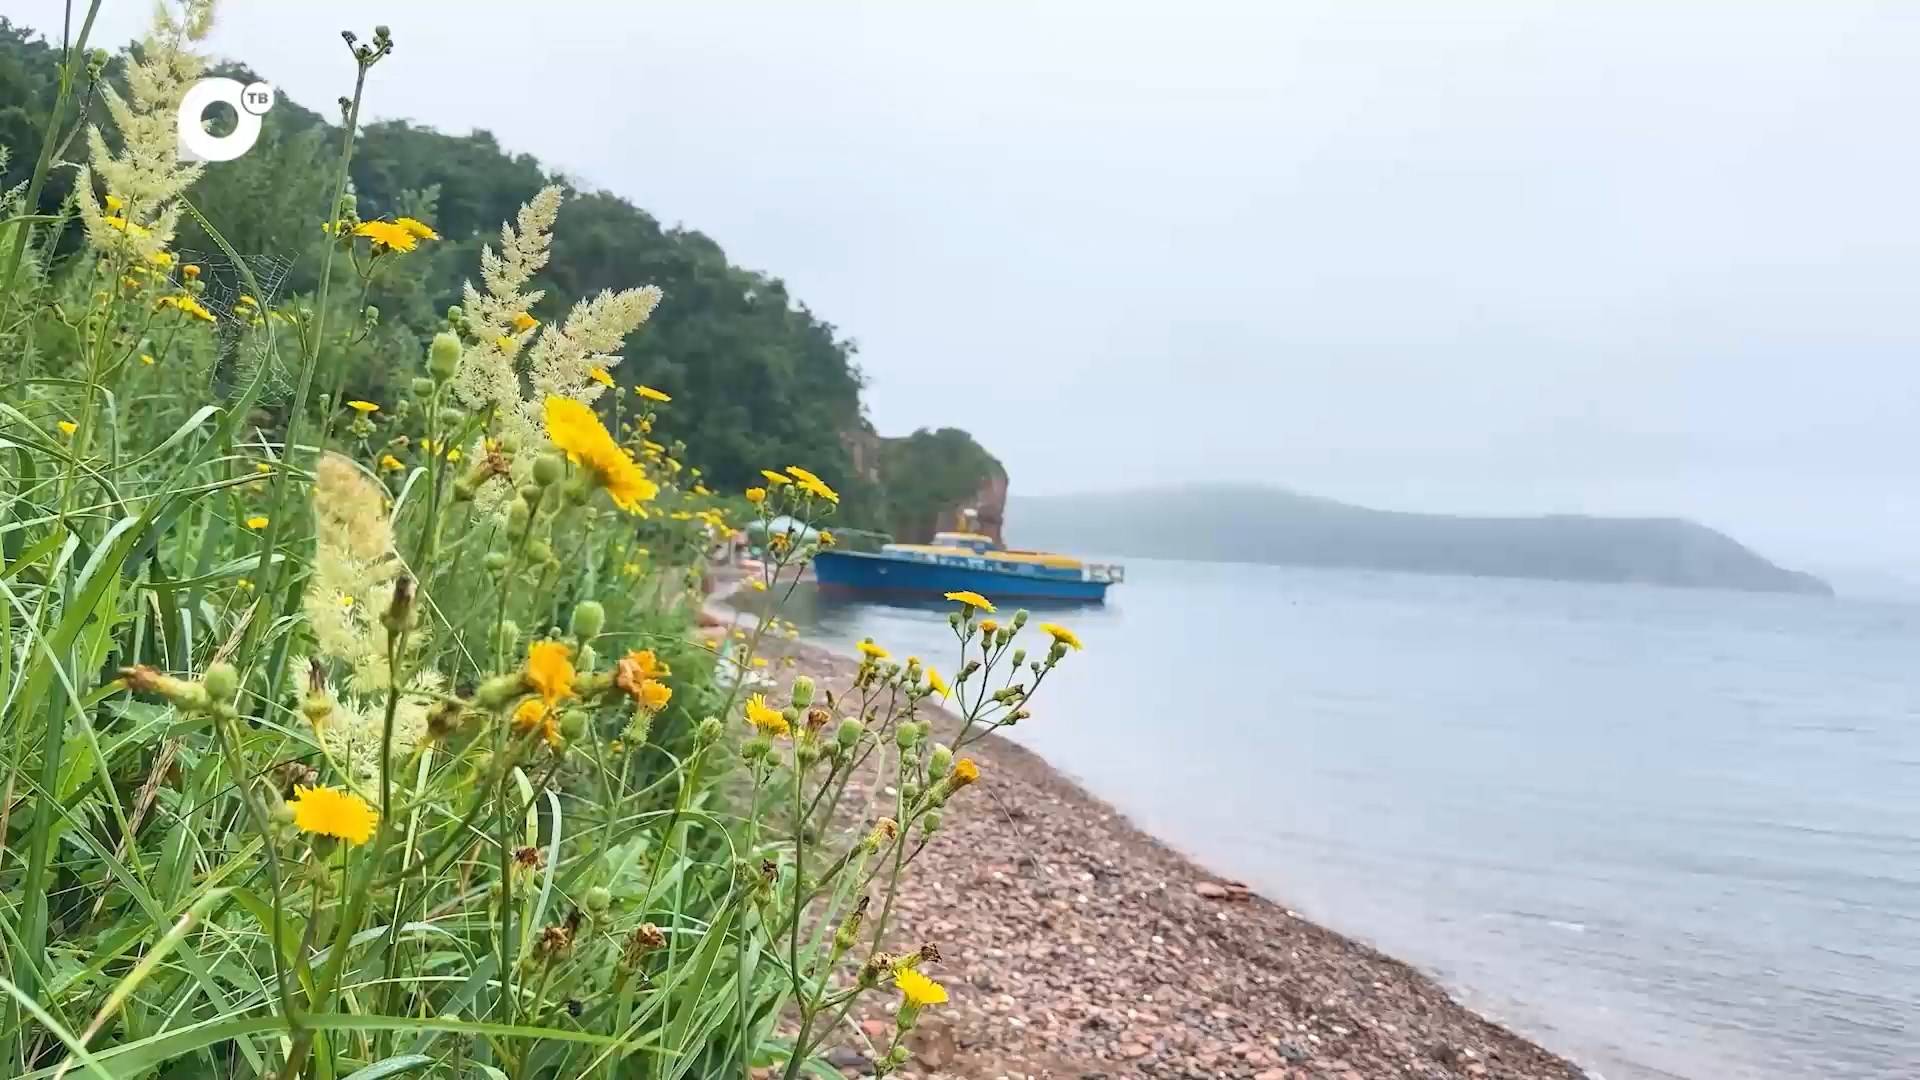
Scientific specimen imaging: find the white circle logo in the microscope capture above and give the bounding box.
[177,78,275,162]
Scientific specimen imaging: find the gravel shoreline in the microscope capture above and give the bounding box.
[735,625,1594,1080]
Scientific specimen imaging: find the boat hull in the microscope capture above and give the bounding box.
[811,552,1112,602]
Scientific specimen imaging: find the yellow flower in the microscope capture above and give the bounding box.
[102,215,150,238]
[148,250,174,269]
[255,462,272,474]
[236,294,257,308]
[346,400,379,414]
[104,194,124,213]
[760,469,791,487]
[635,385,671,402]
[512,698,562,747]
[895,967,948,1008]
[446,448,462,463]
[926,667,950,700]
[245,515,269,530]
[395,216,439,240]
[1038,622,1083,651]
[139,353,155,365]
[951,758,980,788]
[693,484,712,496]
[944,590,995,613]
[182,263,201,279]
[637,678,673,713]
[749,579,768,592]
[56,420,77,437]
[379,454,403,471]
[819,530,837,548]
[745,693,790,737]
[785,466,839,504]
[543,397,659,512]
[588,367,614,388]
[353,220,419,252]
[527,640,576,704]
[977,619,998,636]
[745,487,766,505]
[856,639,889,660]
[511,311,538,332]
[288,785,379,845]
[339,595,355,609]
[751,657,768,668]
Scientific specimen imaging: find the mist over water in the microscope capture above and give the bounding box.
[769,558,1920,1080]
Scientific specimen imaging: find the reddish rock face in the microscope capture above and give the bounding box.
[966,467,1009,545]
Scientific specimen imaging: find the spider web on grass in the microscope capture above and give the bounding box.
[166,248,298,404]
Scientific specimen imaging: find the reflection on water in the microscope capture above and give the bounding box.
[760,560,1920,1080]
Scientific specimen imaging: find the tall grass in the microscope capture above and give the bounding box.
[0,12,1078,1080]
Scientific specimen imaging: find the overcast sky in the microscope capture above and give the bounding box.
[12,1,1920,573]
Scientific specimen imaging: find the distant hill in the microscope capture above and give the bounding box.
[1006,486,1832,595]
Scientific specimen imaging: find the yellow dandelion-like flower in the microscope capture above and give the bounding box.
[856,639,889,660]
[944,590,995,613]
[140,353,156,365]
[56,420,77,437]
[751,657,768,668]
[346,400,379,414]
[588,367,615,388]
[951,758,981,788]
[104,194,124,213]
[895,967,948,1008]
[784,467,839,504]
[745,693,790,737]
[288,785,379,846]
[353,220,420,252]
[102,215,151,239]
[745,487,766,504]
[512,698,562,747]
[749,579,769,592]
[527,640,576,704]
[760,469,790,487]
[245,515,269,530]
[255,462,273,474]
[543,397,659,512]
[820,530,837,548]
[1038,622,1083,650]
[635,385,671,402]
[926,667,951,700]
[978,619,998,636]
[511,311,538,332]
[148,250,174,269]
[394,216,439,240]
[182,263,200,279]
[637,678,673,713]
[379,454,404,471]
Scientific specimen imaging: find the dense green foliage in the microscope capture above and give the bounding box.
[875,427,1005,542]
[0,18,1015,532]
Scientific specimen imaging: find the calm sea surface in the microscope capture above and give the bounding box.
[767,557,1920,1080]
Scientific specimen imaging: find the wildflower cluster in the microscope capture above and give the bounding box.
[0,17,1076,1080]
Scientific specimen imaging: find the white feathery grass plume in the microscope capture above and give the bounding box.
[73,1,215,261]
[300,667,443,782]
[519,283,664,428]
[303,452,427,689]
[453,184,562,444]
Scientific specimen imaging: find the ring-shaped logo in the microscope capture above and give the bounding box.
[178,78,275,162]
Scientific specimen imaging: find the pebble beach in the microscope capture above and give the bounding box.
[735,626,1594,1080]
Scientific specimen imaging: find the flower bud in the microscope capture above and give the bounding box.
[584,885,612,915]
[428,330,461,380]
[525,539,553,564]
[836,717,863,748]
[895,722,921,750]
[886,1045,911,1065]
[120,665,209,711]
[1012,609,1029,629]
[507,497,532,532]
[695,716,724,746]
[948,612,962,631]
[921,810,942,835]
[474,672,528,709]
[1011,648,1027,668]
[409,376,435,397]
[203,661,238,702]
[570,600,606,639]
[742,735,772,761]
[559,710,588,741]
[926,743,952,778]
[790,674,815,708]
[532,452,566,487]
[484,551,510,572]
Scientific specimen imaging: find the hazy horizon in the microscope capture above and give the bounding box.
[11,1,1920,576]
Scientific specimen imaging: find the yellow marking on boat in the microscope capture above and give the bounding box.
[888,544,1084,570]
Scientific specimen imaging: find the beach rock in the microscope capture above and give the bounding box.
[825,1046,874,1074]
[1194,881,1230,899]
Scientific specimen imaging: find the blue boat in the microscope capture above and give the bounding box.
[811,531,1124,603]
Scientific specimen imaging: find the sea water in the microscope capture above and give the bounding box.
[766,558,1920,1080]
